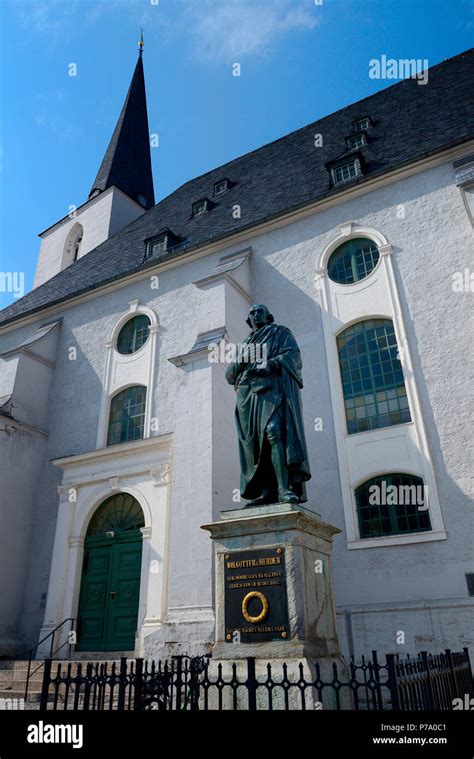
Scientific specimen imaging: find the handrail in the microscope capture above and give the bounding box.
[24,617,76,702]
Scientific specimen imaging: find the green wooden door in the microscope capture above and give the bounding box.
[77,533,143,651]
[107,539,143,650]
[76,544,112,650]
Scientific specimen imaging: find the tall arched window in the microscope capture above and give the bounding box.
[337,319,411,434]
[355,474,431,538]
[62,222,84,269]
[107,386,147,446]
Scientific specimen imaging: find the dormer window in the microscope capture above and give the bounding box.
[192,198,209,217]
[352,116,372,132]
[214,179,229,196]
[148,235,167,258]
[145,229,180,260]
[346,132,367,151]
[330,156,363,186]
[137,195,148,208]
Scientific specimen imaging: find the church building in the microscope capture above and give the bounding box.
[0,47,473,662]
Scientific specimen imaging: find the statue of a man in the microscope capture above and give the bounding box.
[225,304,311,506]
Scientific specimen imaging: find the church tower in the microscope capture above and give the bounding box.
[33,39,154,288]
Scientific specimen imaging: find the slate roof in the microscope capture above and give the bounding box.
[0,319,61,356]
[89,55,155,210]
[1,49,473,328]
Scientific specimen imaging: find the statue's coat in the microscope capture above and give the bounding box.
[225,323,311,500]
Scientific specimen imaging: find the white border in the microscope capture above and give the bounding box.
[315,223,446,548]
[96,300,159,449]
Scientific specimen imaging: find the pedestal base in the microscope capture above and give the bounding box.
[202,503,343,659]
[201,503,349,710]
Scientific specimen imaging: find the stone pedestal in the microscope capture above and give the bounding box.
[201,503,352,709]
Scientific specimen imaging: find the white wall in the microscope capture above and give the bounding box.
[0,325,60,655]
[1,155,472,658]
[34,188,144,288]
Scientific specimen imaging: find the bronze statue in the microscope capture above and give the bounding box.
[225,304,311,506]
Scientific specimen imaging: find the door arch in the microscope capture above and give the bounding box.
[76,493,145,652]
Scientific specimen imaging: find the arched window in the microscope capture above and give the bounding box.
[62,222,84,269]
[116,315,151,355]
[355,474,431,538]
[72,233,83,261]
[87,493,145,537]
[107,386,147,446]
[337,319,411,434]
[328,238,380,284]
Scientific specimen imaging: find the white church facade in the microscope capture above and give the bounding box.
[0,48,473,662]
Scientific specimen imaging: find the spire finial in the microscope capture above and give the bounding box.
[138,28,144,57]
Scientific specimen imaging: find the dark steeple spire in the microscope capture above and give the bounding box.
[89,41,155,210]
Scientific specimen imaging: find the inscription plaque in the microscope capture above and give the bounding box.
[224,547,289,642]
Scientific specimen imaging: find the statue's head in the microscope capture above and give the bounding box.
[246,304,274,330]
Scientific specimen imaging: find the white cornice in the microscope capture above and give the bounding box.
[52,433,172,471]
[193,272,252,302]
[2,141,472,335]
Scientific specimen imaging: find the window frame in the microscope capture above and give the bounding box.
[337,318,412,435]
[328,237,381,285]
[352,116,372,132]
[330,157,362,186]
[145,230,181,260]
[345,132,368,151]
[116,314,151,355]
[61,222,85,270]
[316,224,446,549]
[106,385,147,447]
[192,198,209,217]
[146,234,168,260]
[87,493,145,538]
[355,473,431,539]
[214,179,229,196]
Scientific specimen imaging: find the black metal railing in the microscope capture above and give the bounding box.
[38,647,473,711]
[386,648,474,710]
[25,618,76,701]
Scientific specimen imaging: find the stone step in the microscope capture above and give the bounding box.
[65,651,135,661]
[13,680,43,691]
[0,690,36,701]
[3,655,140,705]
[13,672,41,681]
[0,671,14,688]
[12,659,136,693]
[14,659,131,673]
[0,690,42,712]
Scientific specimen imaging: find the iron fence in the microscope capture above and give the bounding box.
[39,648,473,711]
[387,649,473,710]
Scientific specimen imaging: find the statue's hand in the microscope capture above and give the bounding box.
[254,365,271,377]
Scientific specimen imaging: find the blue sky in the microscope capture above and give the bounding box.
[0,0,473,308]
